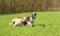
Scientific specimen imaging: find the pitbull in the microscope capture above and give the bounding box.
[9,12,37,27]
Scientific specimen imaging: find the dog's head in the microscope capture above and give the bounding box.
[31,12,37,19]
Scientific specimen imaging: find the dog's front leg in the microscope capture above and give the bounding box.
[27,21,32,27]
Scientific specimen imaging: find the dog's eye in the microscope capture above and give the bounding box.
[34,14,36,15]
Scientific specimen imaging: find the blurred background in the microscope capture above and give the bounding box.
[0,0,60,36]
[0,0,60,14]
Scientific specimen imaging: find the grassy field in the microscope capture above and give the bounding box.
[0,11,60,36]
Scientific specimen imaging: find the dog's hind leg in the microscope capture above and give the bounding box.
[13,23,17,27]
[9,22,13,25]
[9,19,15,25]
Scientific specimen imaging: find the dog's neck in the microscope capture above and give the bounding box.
[30,15,36,19]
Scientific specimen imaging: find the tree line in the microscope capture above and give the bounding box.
[0,0,60,14]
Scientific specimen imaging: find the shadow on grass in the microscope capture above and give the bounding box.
[39,24,46,27]
[32,25,35,27]
[9,24,46,28]
[32,24,46,27]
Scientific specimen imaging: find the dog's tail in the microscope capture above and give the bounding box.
[9,21,15,25]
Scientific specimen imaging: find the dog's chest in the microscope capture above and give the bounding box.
[29,17,34,23]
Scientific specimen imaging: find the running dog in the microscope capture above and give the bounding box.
[9,12,37,27]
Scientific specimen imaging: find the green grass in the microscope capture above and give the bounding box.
[0,11,60,36]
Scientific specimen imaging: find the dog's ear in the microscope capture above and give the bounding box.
[32,12,37,16]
